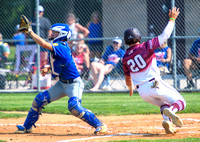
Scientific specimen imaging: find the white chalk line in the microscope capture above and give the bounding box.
[56,131,200,142]
[56,133,151,142]
[182,118,200,122]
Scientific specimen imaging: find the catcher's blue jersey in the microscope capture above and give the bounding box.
[50,41,80,80]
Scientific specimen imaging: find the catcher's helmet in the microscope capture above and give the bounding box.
[51,23,72,42]
[124,27,141,45]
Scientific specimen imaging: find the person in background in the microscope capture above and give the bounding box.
[13,24,27,71]
[87,11,103,60]
[32,5,52,40]
[73,33,90,55]
[89,37,125,91]
[32,5,52,68]
[13,24,26,46]
[183,37,200,89]
[0,33,10,68]
[67,13,89,49]
[72,35,90,80]
[154,41,172,75]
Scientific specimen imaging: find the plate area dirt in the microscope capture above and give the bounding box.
[0,111,200,142]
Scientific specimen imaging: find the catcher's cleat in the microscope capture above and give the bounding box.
[163,108,183,127]
[14,125,32,134]
[162,120,175,134]
[94,123,107,134]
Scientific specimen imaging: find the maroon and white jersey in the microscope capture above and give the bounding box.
[122,37,161,85]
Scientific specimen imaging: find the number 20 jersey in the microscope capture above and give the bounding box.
[122,37,161,85]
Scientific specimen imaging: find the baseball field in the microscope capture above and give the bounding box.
[0,92,200,142]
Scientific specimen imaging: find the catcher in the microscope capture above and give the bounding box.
[15,15,107,134]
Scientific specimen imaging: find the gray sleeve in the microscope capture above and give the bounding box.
[45,18,51,30]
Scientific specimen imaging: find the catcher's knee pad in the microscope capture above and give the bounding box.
[32,91,51,112]
[68,97,85,118]
[68,97,101,128]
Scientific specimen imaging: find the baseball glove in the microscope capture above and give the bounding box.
[18,15,32,33]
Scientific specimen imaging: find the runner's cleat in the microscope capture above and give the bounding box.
[163,108,183,127]
[162,120,175,134]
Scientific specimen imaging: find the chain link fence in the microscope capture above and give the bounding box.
[0,0,199,92]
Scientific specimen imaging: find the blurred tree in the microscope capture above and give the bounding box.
[0,0,102,39]
[0,0,32,39]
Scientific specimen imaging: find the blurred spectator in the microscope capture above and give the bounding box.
[183,38,200,89]
[89,37,125,91]
[74,33,90,55]
[72,38,90,80]
[67,13,89,49]
[13,24,26,46]
[154,41,172,75]
[32,5,52,40]
[13,24,26,70]
[0,33,10,68]
[87,11,103,60]
[32,5,51,68]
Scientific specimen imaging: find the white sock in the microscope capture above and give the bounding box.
[170,106,178,113]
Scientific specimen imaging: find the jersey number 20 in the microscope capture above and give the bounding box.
[127,54,146,72]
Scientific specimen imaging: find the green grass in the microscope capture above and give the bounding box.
[0,92,199,116]
[0,92,199,141]
[8,46,16,63]
[0,112,26,119]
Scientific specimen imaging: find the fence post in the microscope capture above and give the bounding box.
[36,0,41,92]
[171,0,178,89]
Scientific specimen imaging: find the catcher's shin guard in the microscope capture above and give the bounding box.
[23,108,39,130]
[68,97,102,128]
[23,91,51,130]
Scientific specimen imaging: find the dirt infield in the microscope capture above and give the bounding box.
[0,111,200,142]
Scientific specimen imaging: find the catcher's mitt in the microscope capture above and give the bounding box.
[19,15,32,33]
